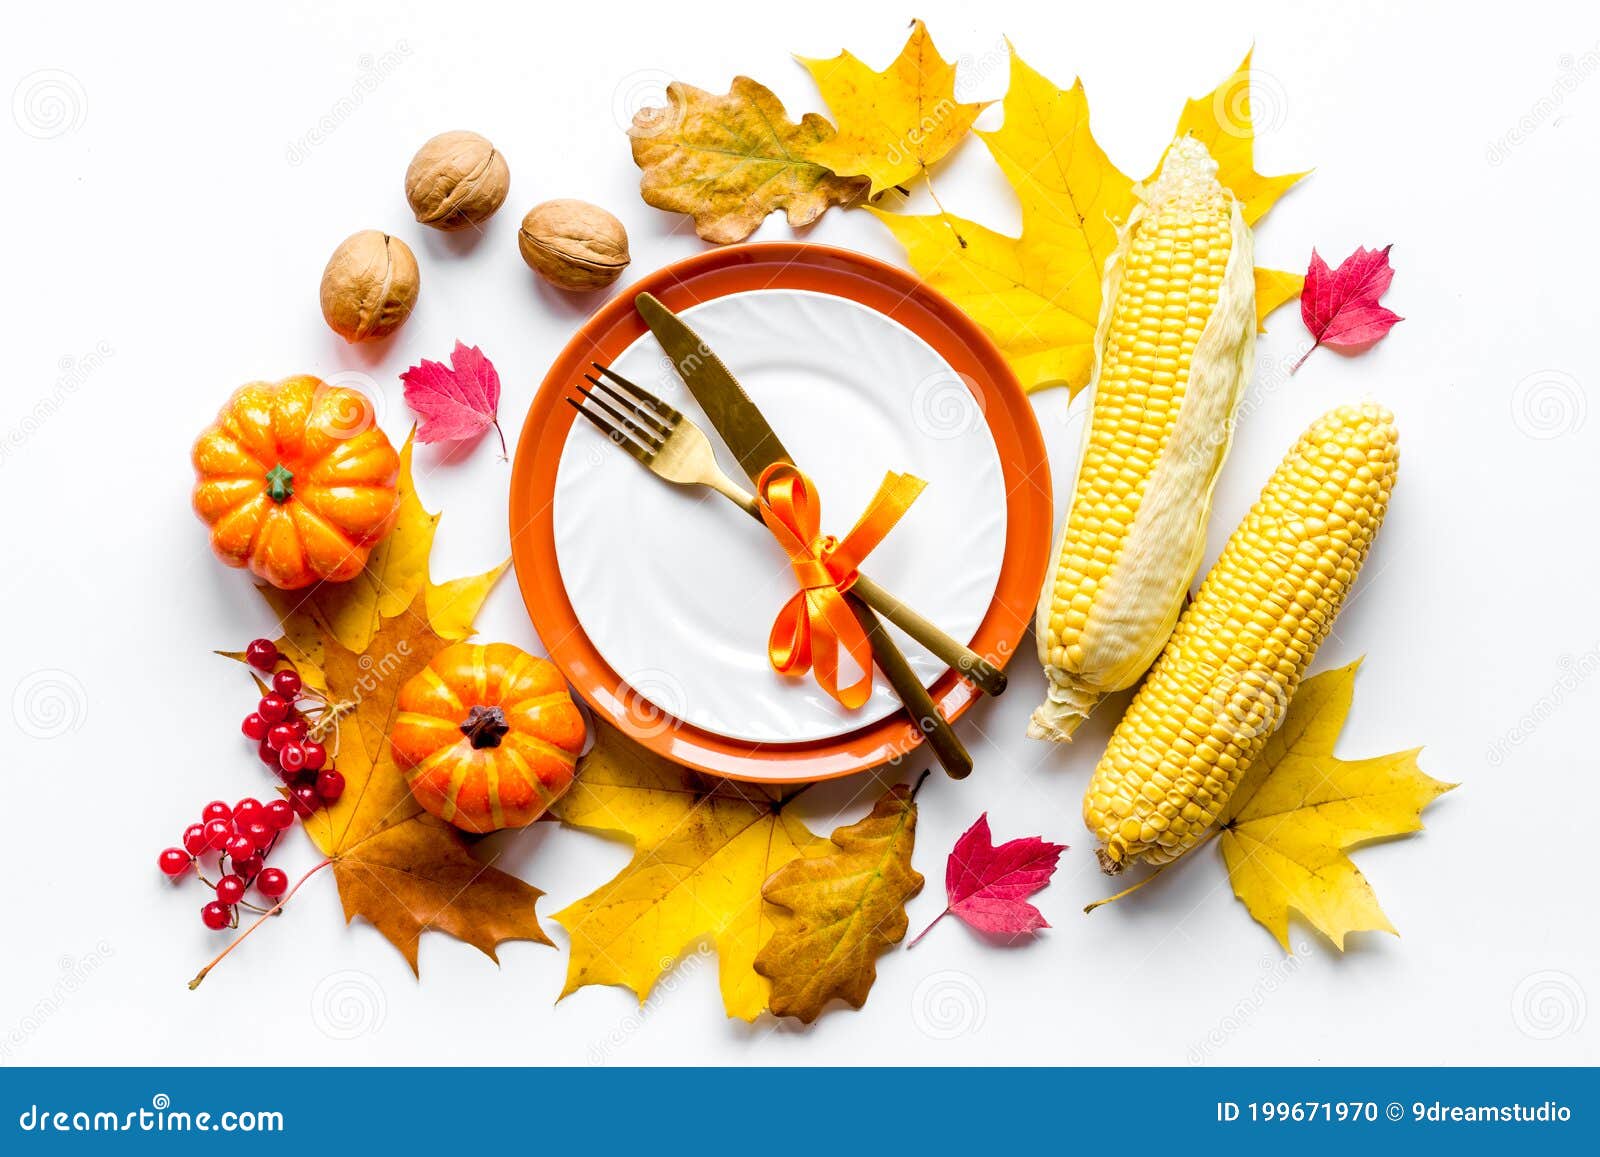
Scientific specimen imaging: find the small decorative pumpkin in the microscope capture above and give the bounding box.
[192,376,401,590]
[390,643,586,833]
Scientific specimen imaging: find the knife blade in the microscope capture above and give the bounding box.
[636,291,974,779]
[634,294,1006,699]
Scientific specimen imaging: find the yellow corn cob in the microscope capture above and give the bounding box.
[1085,403,1400,872]
[1031,137,1256,741]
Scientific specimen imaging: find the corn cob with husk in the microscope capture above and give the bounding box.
[1031,137,1257,742]
[1085,403,1400,872]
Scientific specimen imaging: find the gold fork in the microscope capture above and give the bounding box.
[567,362,1007,698]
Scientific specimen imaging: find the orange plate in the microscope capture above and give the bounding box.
[509,243,1052,783]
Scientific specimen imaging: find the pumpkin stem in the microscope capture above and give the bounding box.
[460,705,510,749]
[265,463,294,503]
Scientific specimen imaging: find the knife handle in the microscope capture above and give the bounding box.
[847,595,973,780]
[850,574,1008,698]
[716,480,1006,698]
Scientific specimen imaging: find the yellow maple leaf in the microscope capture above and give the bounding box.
[795,19,986,197]
[629,76,868,244]
[259,435,506,680]
[754,779,924,1023]
[1254,266,1304,334]
[873,46,1304,394]
[553,725,830,1021]
[1219,661,1456,951]
[1162,49,1309,226]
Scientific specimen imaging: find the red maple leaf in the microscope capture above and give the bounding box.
[908,814,1066,947]
[1293,244,1403,372]
[401,340,505,453]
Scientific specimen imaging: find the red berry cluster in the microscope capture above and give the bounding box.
[158,797,293,929]
[240,638,345,813]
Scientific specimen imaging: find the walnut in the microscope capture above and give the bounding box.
[404,131,510,231]
[318,230,420,343]
[518,200,631,291]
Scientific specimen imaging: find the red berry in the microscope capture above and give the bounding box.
[215,874,246,905]
[232,853,264,880]
[201,901,233,930]
[266,723,298,753]
[159,848,190,877]
[286,717,308,739]
[277,742,307,772]
[290,784,321,817]
[224,834,256,861]
[241,712,269,741]
[256,867,289,898]
[234,798,265,826]
[258,694,290,724]
[243,820,274,847]
[264,799,295,830]
[257,737,279,766]
[245,638,279,672]
[200,800,232,825]
[204,819,232,850]
[316,769,346,802]
[181,823,209,856]
[300,740,327,772]
[272,669,303,698]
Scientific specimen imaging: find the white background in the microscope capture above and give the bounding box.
[2,0,1596,1067]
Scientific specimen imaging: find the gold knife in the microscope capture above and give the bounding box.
[636,292,974,778]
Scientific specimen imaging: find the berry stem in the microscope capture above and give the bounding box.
[188,857,331,990]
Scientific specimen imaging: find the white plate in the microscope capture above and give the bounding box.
[551,289,1006,744]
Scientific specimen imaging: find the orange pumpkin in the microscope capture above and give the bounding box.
[192,376,400,590]
[390,643,587,833]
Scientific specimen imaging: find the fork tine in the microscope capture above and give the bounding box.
[575,382,668,451]
[590,362,684,424]
[565,397,657,467]
[582,373,672,438]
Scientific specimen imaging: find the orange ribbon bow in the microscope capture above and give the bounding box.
[756,462,926,710]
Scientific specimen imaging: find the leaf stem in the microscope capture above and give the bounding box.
[1289,341,1318,374]
[492,418,508,461]
[906,907,948,949]
[188,857,332,990]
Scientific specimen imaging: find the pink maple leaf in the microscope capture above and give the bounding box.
[401,340,505,453]
[908,814,1066,947]
[1293,244,1404,372]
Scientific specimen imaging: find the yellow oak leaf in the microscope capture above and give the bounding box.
[1162,49,1309,226]
[302,594,551,972]
[795,19,986,197]
[629,76,868,244]
[1219,661,1455,951]
[873,47,1307,394]
[553,725,829,1020]
[260,436,506,663]
[755,779,924,1023]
